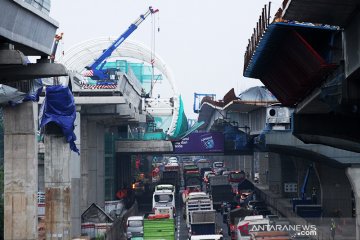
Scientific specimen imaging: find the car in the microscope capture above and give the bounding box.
[168,157,178,164]
[126,216,144,239]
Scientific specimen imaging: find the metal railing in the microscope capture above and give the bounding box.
[243,2,272,73]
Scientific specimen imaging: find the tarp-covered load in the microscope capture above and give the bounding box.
[39,85,79,154]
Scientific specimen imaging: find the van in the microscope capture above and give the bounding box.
[126,216,144,239]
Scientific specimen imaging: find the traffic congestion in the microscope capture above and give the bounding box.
[124,156,305,240]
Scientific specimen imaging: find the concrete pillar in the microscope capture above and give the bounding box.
[268,153,281,194]
[96,123,105,206]
[80,116,88,213]
[243,155,252,179]
[316,164,352,217]
[255,152,269,185]
[44,134,72,240]
[81,119,105,210]
[347,168,360,240]
[4,102,38,240]
[70,110,81,237]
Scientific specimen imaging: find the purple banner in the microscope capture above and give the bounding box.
[173,132,224,153]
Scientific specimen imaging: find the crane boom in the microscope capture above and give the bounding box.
[86,6,159,80]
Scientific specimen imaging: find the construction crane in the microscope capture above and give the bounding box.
[85,6,159,80]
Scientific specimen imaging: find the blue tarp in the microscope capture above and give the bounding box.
[6,79,43,106]
[23,79,43,102]
[40,85,79,154]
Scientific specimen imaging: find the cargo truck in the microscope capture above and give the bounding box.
[209,176,235,210]
[185,196,213,227]
[189,210,216,237]
[143,214,175,240]
[161,169,179,192]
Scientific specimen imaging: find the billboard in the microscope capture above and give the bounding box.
[173,132,224,154]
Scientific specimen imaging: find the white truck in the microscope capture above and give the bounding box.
[185,194,213,227]
[152,189,176,219]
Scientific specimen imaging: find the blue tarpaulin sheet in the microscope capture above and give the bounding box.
[40,85,79,154]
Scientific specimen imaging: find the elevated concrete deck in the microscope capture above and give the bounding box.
[255,184,356,240]
[0,0,58,55]
[282,0,358,27]
[265,131,360,166]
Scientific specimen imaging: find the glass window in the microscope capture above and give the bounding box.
[154,194,173,203]
[128,220,143,227]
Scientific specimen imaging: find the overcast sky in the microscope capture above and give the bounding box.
[50,0,283,119]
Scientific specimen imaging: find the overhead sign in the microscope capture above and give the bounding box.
[173,132,224,154]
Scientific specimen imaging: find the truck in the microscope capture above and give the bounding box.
[183,164,201,187]
[185,196,213,227]
[209,176,234,210]
[161,166,179,192]
[197,159,211,177]
[189,210,216,236]
[143,214,175,240]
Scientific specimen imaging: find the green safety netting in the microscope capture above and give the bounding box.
[171,95,188,139]
[103,60,162,83]
[102,60,162,93]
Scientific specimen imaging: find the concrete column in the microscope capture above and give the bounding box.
[44,134,72,240]
[316,164,352,217]
[84,120,105,209]
[70,110,81,237]
[268,153,281,194]
[4,102,38,240]
[255,152,269,185]
[80,116,88,213]
[347,168,360,240]
[243,155,252,179]
[96,123,105,206]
